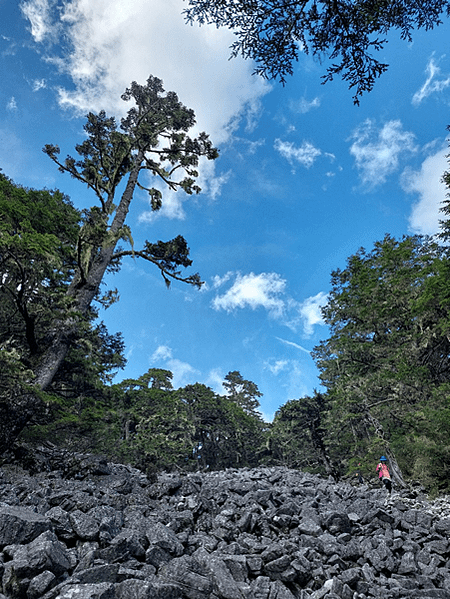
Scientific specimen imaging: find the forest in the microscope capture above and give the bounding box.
[0,35,450,498]
[1,111,450,495]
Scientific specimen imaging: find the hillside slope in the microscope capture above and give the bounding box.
[1,451,450,598]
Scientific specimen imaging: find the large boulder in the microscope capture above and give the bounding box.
[0,505,51,547]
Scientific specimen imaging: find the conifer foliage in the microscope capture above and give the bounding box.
[185,0,450,103]
[0,76,218,452]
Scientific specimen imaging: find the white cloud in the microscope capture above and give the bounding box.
[21,0,269,145]
[205,168,232,201]
[136,157,229,221]
[150,344,199,388]
[412,56,450,106]
[289,96,321,114]
[274,138,322,169]
[138,186,187,223]
[20,0,54,43]
[6,97,17,111]
[151,345,173,362]
[205,368,226,395]
[265,358,310,403]
[401,147,449,235]
[212,271,327,335]
[265,359,289,375]
[298,292,328,336]
[276,337,311,354]
[349,119,417,189]
[212,272,287,317]
[282,292,327,336]
[32,78,47,91]
[20,0,269,219]
[212,271,234,289]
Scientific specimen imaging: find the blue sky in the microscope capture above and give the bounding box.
[1,0,450,420]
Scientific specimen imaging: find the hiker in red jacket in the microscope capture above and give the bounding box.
[376,456,392,494]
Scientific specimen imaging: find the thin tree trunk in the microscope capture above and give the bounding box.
[365,408,407,488]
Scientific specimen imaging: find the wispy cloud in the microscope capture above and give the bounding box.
[401,146,448,235]
[212,271,234,289]
[20,0,55,43]
[289,95,321,114]
[274,139,322,169]
[298,292,327,335]
[212,272,327,336]
[349,119,417,189]
[32,78,47,91]
[150,345,199,388]
[6,97,18,111]
[276,337,311,354]
[265,359,290,375]
[137,159,230,222]
[205,368,227,395]
[264,358,311,403]
[412,56,450,106]
[284,291,328,335]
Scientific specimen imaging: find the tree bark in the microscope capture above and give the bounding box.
[33,152,143,392]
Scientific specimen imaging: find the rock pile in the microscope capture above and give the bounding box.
[1,452,450,599]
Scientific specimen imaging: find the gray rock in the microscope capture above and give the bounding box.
[2,531,69,598]
[4,456,450,599]
[45,507,74,541]
[99,529,146,561]
[72,564,120,584]
[297,517,322,536]
[158,555,213,599]
[0,504,51,547]
[5,530,70,578]
[69,509,100,541]
[55,582,115,599]
[146,522,184,556]
[194,547,245,599]
[27,571,56,599]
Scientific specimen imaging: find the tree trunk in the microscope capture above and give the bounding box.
[365,408,407,488]
[34,152,143,392]
[0,154,145,456]
[0,392,40,454]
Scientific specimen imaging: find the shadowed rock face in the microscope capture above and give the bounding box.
[1,451,450,599]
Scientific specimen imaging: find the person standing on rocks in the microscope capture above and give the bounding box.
[356,463,364,484]
[376,456,392,494]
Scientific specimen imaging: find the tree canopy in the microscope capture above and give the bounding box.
[312,233,450,489]
[0,76,218,452]
[184,0,450,102]
[37,76,218,392]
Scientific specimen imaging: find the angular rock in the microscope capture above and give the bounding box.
[158,555,213,599]
[56,582,115,599]
[3,454,450,599]
[69,509,100,541]
[27,571,56,599]
[146,522,183,556]
[4,530,70,579]
[0,504,51,547]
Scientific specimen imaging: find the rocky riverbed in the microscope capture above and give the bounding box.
[1,449,450,599]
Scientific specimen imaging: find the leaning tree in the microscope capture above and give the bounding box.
[0,75,218,452]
